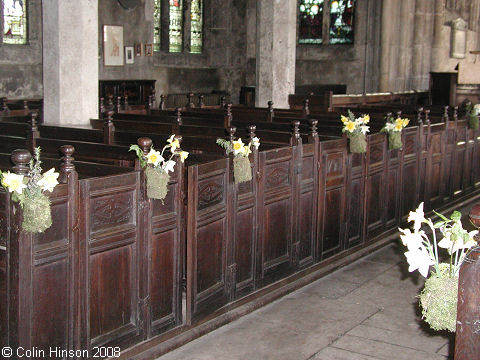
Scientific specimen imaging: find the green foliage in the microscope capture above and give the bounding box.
[129,144,147,168]
[216,138,233,154]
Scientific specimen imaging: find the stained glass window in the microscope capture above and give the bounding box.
[169,0,183,53]
[153,0,161,51]
[329,0,355,44]
[190,0,203,54]
[298,0,324,44]
[3,0,27,44]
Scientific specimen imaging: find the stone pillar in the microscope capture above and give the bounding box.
[43,0,98,125]
[256,0,296,108]
[397,0,415,91]
[431,0,445,73]
[379,0,395,92]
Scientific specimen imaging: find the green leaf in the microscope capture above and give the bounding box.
[433,221,444,229]
[450,211,461,222]
[433,210,449,221]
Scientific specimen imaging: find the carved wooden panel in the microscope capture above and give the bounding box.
[366,172,384,236]
[80,173,141,349]
[345,176,363,248]
[235,207,255,287]
[322,187,344,257]
[325,152,344,188]
[265,162,290,189]
[187,159,230,322]
[263,199,291,268]
[369,142,384,165]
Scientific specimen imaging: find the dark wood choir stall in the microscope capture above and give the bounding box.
[0,98,479,359]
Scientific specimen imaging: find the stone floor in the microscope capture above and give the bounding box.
[157,241,456,360]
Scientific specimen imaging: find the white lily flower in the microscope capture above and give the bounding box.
[1,171,26,195]
[407,202,425,232]
[167,135,180,152]
[399,227,425,250]
[37,168,60,192]
[405,246,434,278]
[252,137,260,149]
[360,125,370,135]
[162,160,176,173]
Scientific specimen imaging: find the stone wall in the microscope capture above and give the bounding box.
[99,0,248,103]
[0,0,42,99]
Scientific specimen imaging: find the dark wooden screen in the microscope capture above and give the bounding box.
[79,172,143,350]
[186,158,231,323]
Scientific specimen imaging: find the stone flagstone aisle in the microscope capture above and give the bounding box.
[157,241,455,360]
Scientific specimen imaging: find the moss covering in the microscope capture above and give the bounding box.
[145,167,170,200]
[348,132,367,153]
[419,263,458,332]
[469,113,479,130]
[22,192,52,233]
[233,156,252,184]
[388,131,403,150]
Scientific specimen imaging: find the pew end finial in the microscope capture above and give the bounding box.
[137,137,153,157]
[59,145,76,184]
[11,149,32,175]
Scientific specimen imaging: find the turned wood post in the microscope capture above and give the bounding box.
[104,110,115,145]
[308,119,318,143]
[150,89,156,109]
[416,107,423,123]
[454,106,459,121]
[303,99,310,117]
[100,97,105,117]
[220,96,226,108]
[454,204,480,359]
[227,126,236,143]
[11,149,31,176]
[224,104,233,128]
[124,95,129,110]
[160,94,166,110]
[59,145,76,184]
[424,109,430,123]
[248,125,256,143]
[290,120,301,146]
[186,93,195,109]
[23,100,29,110]
[27,112,40,153]
[396,110,402,119]
[267,101,274,122]
[443,105,449,122]
[116,96,122,114]
[174,107,183,134]
[136,137,153,171]
[197,95,204,108]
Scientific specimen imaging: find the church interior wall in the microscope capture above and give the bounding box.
[0,0,42,99]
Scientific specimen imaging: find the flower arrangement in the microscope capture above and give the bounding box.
[380,115,409,150]
[466,102,479,130]
[216,136,260,184]
[0,147,59,233]
[399,203,477,332]
[340,110,370,153]
[130,135,188,200]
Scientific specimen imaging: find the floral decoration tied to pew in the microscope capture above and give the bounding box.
[380,115,409,150]
[216,136,260,184]
[399,203,478,332]
[130,135,188,200]
[0,147,59,233]
[466,102,479,130]
[340,110,370,153]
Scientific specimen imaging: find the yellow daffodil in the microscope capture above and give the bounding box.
[402,118,410,127]
[1,171,26,195]
[395,118,404,127]
[363,114,370,124]
[167,135,180,152]
[242,145,252,157]
[146,148,163,167]
[345,121,356,133]
[232,138,245,156]
[394,122,403,131]
[340,115,349,124]
[37,168,60,192]
[179,151,189,163]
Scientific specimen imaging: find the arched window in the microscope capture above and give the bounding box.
[2,0,28,44]
[153,0,203,54]
[298,0,355,45]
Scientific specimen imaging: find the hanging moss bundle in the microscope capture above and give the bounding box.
[233,156,252,184]
[145,167,170,200]
[469,113,479,130]
[22,192,52,233]
[419,265,458,332]
[388,131,403,150]
[348,133,367,153]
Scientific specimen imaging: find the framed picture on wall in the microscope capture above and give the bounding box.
[134,43,143,56]
[145,43,153,56]
[103,25,124,66]
[125,46,134,64]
